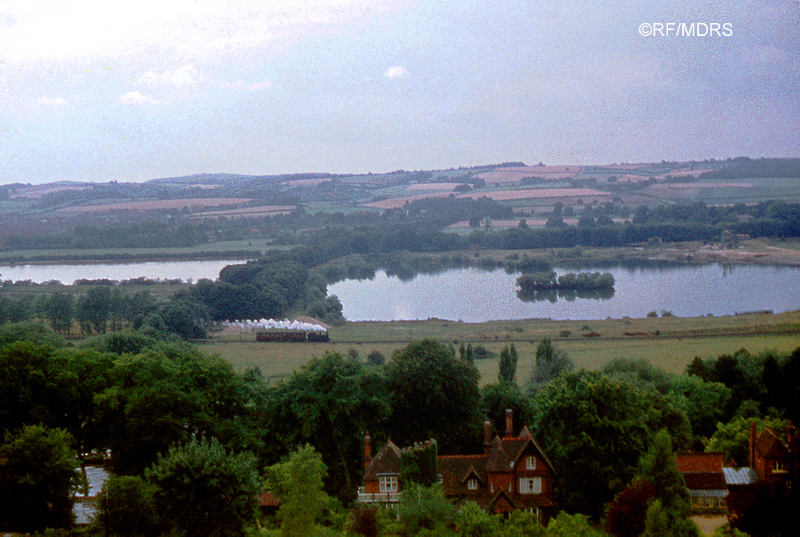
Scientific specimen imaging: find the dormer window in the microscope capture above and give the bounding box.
[773,460,787,473]
[467,478,478,490]
[525,456,536,470]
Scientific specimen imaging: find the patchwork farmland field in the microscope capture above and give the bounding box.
[58,198,252,213]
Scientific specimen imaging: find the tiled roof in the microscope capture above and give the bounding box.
[755,429,790,458]
[363,440,401,481]
[676,453,724,473]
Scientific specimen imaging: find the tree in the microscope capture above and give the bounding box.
[498,343,518,384]
[605,480,656,537]
[529,337,574,391]
[397,483,457,535]
[0,425,80,533]
[76,286,112,334]
[456,500,500,537]
[385,339,482,453]
[667,374,731,440]
[145,436,261,537]
[42,292,75,335]
[531,370,690,519]
[479,381,534,436]
[264,352,389,502]
[160,299,210,339]
[94,475,161,537]
[266,443,329,537]
[706,415,789,465]
[97,346,264,475]
[545,512,609,536]
[635,430,693,527]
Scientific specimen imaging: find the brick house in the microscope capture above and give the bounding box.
[750,422,798,488]
[358,410,556,524]
[676,423,798,513]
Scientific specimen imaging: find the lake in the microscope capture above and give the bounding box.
[328,265,800,321]
[3,260,799,322]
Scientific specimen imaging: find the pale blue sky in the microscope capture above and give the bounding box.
[1,0,798,184]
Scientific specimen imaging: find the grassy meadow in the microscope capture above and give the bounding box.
[201,310,800,384]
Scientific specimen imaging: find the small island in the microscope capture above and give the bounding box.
[516,271,615,302]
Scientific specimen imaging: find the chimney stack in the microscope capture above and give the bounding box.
[484,420,492,454]
[364,431,372,470]
[505,409,513,437]
[749,422,756,468]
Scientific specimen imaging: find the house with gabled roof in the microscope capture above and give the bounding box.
[750,422,798,487]
[357,409,556,524]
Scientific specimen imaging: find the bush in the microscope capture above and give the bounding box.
[366,350,385,366]
[93,475,161,536]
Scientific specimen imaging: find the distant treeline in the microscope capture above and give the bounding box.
[0,249,260,265]
[699,156,800,179]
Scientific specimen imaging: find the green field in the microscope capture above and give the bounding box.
[201,310,800,383]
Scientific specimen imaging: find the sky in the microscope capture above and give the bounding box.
[1,0,798,184]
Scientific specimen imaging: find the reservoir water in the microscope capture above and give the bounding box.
[328,265,800,321]
[3,260,799,322]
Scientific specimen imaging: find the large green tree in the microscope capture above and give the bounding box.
[96,345,265,474]
[385,339,482,453]
[479,381,534,436]
[635,429,696,535]
[264,352,389,502]
[41,292,76,335]
[76,286,113,334]
[532,370,690,519]
[0,425,80,533]
[266,443,329,537]
[145,436,261,537]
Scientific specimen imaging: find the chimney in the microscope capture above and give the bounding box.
[484,420,492,454]
[505,409,513,437]
[364,431,372,470]
[749,422,756,468]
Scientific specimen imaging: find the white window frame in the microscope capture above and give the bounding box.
[526,507,541,524]
[773,460,787,473]
[379,475,398,493]
[519,477,542,494]
[467,478,478,490]
[526,456,536,470]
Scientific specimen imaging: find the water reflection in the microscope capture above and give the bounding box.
[516,287,616,303]
[328,264,800,322]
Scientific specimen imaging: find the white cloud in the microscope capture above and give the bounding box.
[36,96,66,107]
[119,91,159,105]
[0,0,389,63]
[385,66,407,79]
[218,80,272,91]
[138,65,201,87]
